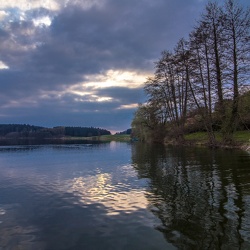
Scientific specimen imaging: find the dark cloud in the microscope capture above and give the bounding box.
[0,28,9,41]
[30,0,205,75]
[95,87,145,104]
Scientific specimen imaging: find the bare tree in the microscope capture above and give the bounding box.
[189,24,218,146]
[206,2,225,118]
[144,46,191,142]
[222,0,250,141]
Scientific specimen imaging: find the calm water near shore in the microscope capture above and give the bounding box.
[0,142,250,249]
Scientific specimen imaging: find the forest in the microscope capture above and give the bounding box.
[132,0,250,146]
[64,126,111,137]
[0,124,111,139]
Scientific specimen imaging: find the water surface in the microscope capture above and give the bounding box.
[0,142,250,249]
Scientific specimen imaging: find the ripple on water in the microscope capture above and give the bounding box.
[0,204,45,250]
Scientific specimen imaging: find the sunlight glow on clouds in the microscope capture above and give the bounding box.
[0,10,8,21]
[33,16,52,27]
[95,96,113,102]
[0,61,9,70]
[84,70,148,89]
[0,0,60,11]
[57,69,148,106]
[116,104,138,110]
[39,88,114,104]
[73,95,113,103]
[0,0,104,13]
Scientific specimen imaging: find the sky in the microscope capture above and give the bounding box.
[0,0,248,133]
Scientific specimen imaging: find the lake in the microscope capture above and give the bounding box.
[0,142,250,250]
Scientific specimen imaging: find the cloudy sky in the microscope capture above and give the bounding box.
[0,0,248,132]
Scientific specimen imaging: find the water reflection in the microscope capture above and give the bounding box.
[0,142,172,250]
[66,171,148,216]
[0,138,104,146]
[131,143,250,249]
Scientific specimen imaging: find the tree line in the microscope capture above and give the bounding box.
[0,124,111,138]
[115,128,132,135]
[132,0,250,146]
[64,126,111,137]
[0,124,44,136]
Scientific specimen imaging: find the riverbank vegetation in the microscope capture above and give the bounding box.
[132,0,250,147]
[184,130,250,147]
[98,134,131,142]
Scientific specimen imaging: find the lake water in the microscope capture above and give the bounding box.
[0,142,250,250]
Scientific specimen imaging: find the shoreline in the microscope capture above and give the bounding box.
[0,135,249,152]
[0,134,132,146]
[164,138,250,152]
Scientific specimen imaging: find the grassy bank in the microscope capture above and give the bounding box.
[62,134,131,142]
[98,134,131,142]
[184,131,250,149]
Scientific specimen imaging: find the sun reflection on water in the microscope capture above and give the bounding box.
[66,168,148,215]
[0,158,148,216]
